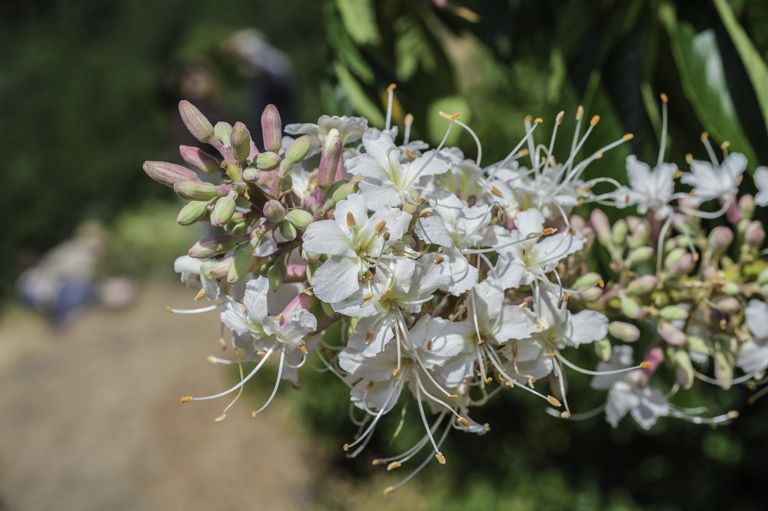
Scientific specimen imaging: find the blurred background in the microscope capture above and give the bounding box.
[2,0,768,509]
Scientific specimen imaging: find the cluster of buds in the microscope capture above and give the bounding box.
[144,90,768,493]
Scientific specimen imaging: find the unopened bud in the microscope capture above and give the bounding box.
[279,220,297,241]
[255,152,281,171]
[658,305,688,321]
[745,221,765,246]
[143,161,198,188]
[572,272,602,290]
[267,260,286,292]
[214,122,233,146]
[627,222,650,250]
[286,209,313,229]
[594,338,612,361]
[667,253,695,277]
[179,146,221,174]
[758,268,768,286]
[231,122,252,161]
[227,243,254,284]
[243,166,259,182]
[280,175,293,192]
[722,281,740,295]
[673,350,694,389]
[708,226,733,255]
[178,100,214,143]
[590,209,611,246]
[174,181,220,201]
[686,335,709,355]
[626,246,654,267]
[263,199,285,224]
[619,293,643,319]
[211,191,237,227]
[657,320,686,346]
[189,234,249,258]
[715,297,740,314]
[284,135,312,167]
[608,321,640,343]
[318,138,343,190]
[664,247,686,269]
[611,219,628,246]
[261,104,283,153]
[580,287,603,302]
[177,200,210,226]
[627,274,658,295]
[739,194,755,220]
[714,351,733,390]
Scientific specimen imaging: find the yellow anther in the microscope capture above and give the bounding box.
[556,111,564,124]
[375,220,386,232]
[436,453,446,464]
[384,487,395,495]
[623,133,634,141]
[721,141,730,150]
[660,92,668,103]
[365,331,374,344]
[392,368,399,376]
[490,186,504,197]
[427,339,433,350]
[342,443,349,452]
[640,362,652,368]
[701,131,709,142]
[458,417,470,427]
[363,293,373,302]
[547,395,562,407]
[534,117,543,124]
[518,148,529,157]
[387,461,401,471]
[387,83,397,93]
[180,396,192,403]
[381,289,391,299]
[524,114,532,123]
[364,380,374,392]
[485,377,492,384]
[194,287,206,301]
[404,113,414,125]
[346,212,355,227]
[598,279,605,288]
[404,149,419,159]
[542,227,556,235]
[590,115,600,126]
[576,106,584,120]
[561,411,571,419]
[433,256,444,265]
[439,111,460,120]
[419,207,433,217]
[685,153,693,164]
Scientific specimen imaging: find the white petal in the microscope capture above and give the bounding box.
[494,306,536,343]
[514,208,545,237]
[746,299,768,341]
[754,167,768,206]
[415,215,455,247]
[631,386,669,430]
[358,181,404,210]
[311,256,361,303]
[243,277,270,325]
[605,381,639,427]
[567,310,609,346]
[302,220,354,257]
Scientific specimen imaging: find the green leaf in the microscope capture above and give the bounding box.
[333,62,384,126]
[394,16,437,82]
[336,0,381,46]
[713,0,768,141]
[659,3,758,167]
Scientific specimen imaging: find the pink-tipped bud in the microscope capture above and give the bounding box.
[177,200,210,226]
[658,305,688,321]
[667,253,695,277]
[255,152,281,171]
[280,292,314,327]
[210,192,237,227]
[626,274,658,295]
[738,194,755,221]
[318,138,343,190]
[173,181,221,201]
[627,222,650,250]
[261,104,283,153]
[143,161,199,188]
[745,221,765,246]
[179,100,214,143]
[673,350,694,389]
[590,209,611,246]
[231,122,252,161]
[263,199,285,224]
[708,226,733,253]
[715,297,740,314]
[179,146,221,174]
[284,264,307,283]
[714,350,733,390]
[619,293,643,319]
[189,234,249,258]
[284,135,312,166]
[657,320,686,346]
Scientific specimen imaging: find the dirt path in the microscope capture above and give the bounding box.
[0,283,316,511]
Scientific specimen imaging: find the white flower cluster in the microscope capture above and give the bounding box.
[144,92,768,492]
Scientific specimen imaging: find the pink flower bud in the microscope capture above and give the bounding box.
[179,146,221,174]
[667,253,694,277]
[231,122,252,161]
[708,226,733,252]
[284,264,307,283]
[262,199,285,224]
[143,161,198,188]
[657,320,686,346]
[261,104,283,153]
[318,138,343,190]
[280,292,314,326]
[626,275,658,295]
[639,347,665,385]
[738,194,755,221]
[745,221,765,247]
[590,209,611,246]
[179,100,214,143]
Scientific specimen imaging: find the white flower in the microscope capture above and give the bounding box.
[468,280,536,345]
[754,166,768,207]
[415,192,491,294]
[485,209,585,290]
[534,281,608,351]
[615,155,677,220]
[681,153,746,206]
[591,346,669,430]
[303,194,411,303]
[736,299,768,373]
[285,115,368,156]
[174,255,221,300]
[346,129,449,210]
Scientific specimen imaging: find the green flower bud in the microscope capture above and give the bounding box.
[590,209,612,247]
[608,321,640,342]
[177,200,210,226]
[255,152,281,171]
[263,199,285,224]
[686,335,709,355]
[715,297,740,314]
[178,100,214,143]
[594,338,612,361]
[243,166,259,182]
[189,234,249,258]
[667,253,695,277]
[286,209,313,229]
[214,122,233,146]
[657,320,686,346]
[227,243,254,284]
[320,181,358,215]
[619,293,642,319]
[663,247,687,270]
[627,274,658,295]
[267,260,286,292]
[745,221,765,247]
[174,181,220,201]
[658,305,688,321]
[673,350,694,389]
[572,272,602,291]
[627,222,650,250]
[708,226,733,256]
[757,268,768,286]
[211,191,237,227]
[284,135,312,166]
[231,122,252,161]
[261,104,283,153]
[611,219,628,246]
[143,161,198,188]
[279,219,297,241]
[626,246,654,267]
[580,287,603,302]
[179,146,220,174]
[739,194,755,220]
[714,350,733,390]
[280,175,293,192]
[721,281,740,295]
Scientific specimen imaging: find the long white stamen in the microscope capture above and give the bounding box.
[414,382,444,462]
[185,344,277,402]
[385,83,396,132]
[494,123,540,174]
[658,93,669,168]
[556,353,650,376]
[403,113,414,145]
[656,214,674,274]
[251,349,286,415]
[384,419,452,495]
[165,303,223,314]
[408,113,457,185]
[214,350,246,421]
[453,118,483,166]
[546,403,606,421]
